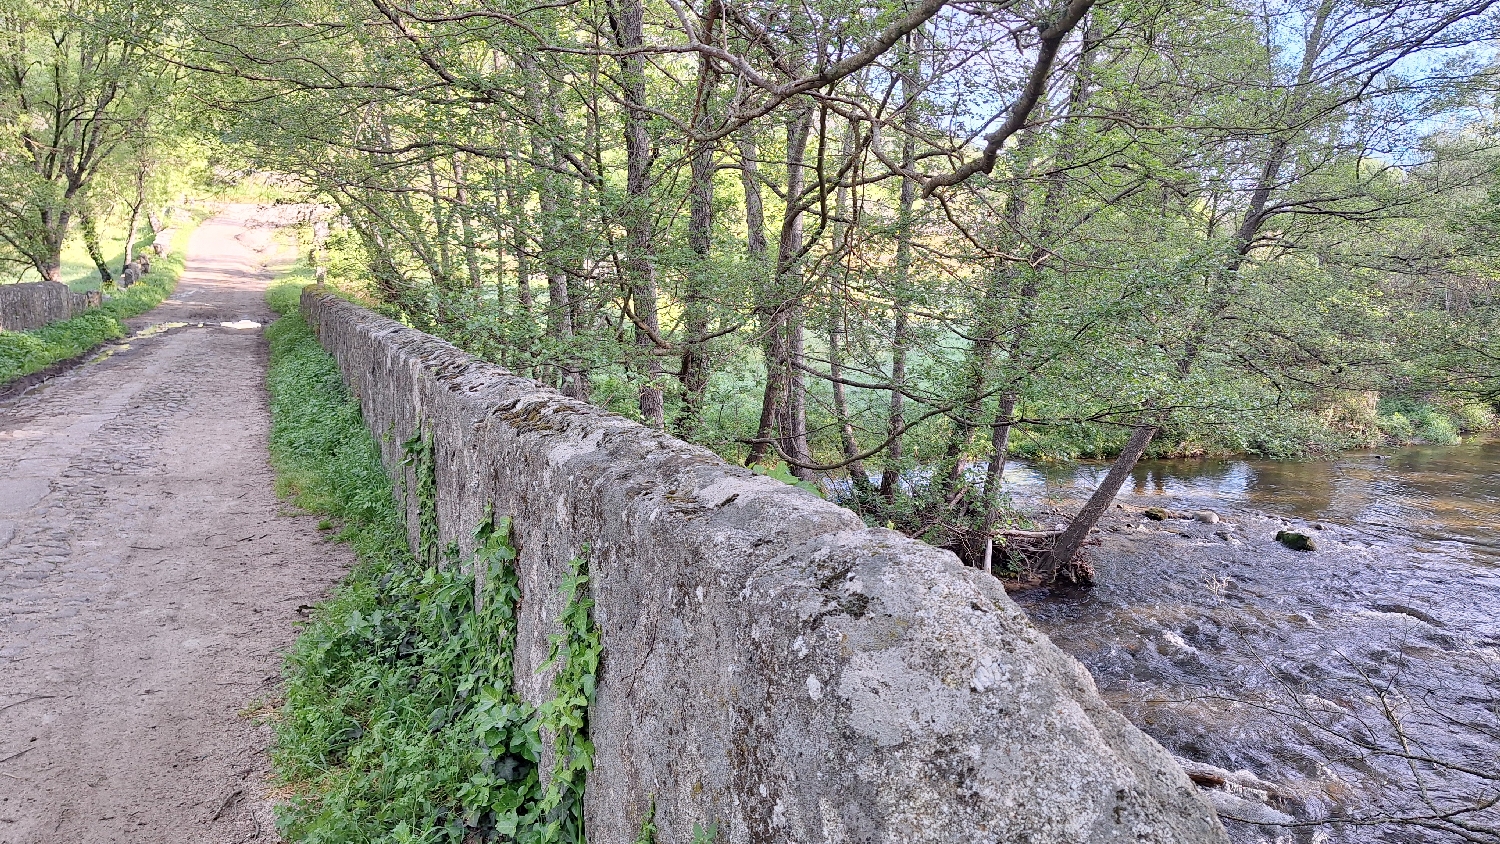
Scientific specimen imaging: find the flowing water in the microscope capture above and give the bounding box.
[1006,439,1500,843]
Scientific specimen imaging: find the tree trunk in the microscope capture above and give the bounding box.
[772,107,816,480]
[878,308,908,500]
[880,34,921,500]
[36,206,70,282]
[675,21,719,439]
[80,213,114,286]
[979,392,1018,547]
[122,204,141,272]
[747,106,815,479]
[740,129,781,467]
[525,60,588,400]
[612,0,665,428]
[828,298,870,487]
[827,117,871,490]
[981,393,1017,504]
[452,159,487,293]
[312,218,329,285]
[1045,425,1157,577]
[500,157,534,372]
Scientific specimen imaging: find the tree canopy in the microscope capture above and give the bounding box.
[7,0,1500,562]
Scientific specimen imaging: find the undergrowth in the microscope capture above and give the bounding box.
[265,283,599,843]
[0,246,194,385]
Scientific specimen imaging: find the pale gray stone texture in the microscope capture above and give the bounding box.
[302,286,1228,844]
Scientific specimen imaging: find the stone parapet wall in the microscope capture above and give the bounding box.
[70,290,102,314]
[301,285,1227,844]
[0,281,76,331]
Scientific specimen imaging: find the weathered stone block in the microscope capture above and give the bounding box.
[0,281,73,331]
[300,286,1228,844]
[69,290,101,316]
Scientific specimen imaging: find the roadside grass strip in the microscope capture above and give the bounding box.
[0,246,194,386]
[264,276,597,844]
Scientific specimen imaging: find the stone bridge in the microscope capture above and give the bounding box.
[301,285,1228,844]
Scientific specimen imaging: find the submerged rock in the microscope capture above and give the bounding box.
[1275,530,1317,552]
[1173,756,1296,825]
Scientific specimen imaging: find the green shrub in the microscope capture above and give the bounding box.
[1378,411,1416,443]
[1454,402,1497,433]
[1411,407,1460,445]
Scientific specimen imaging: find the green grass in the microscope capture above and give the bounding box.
[9,230,138,292]
[265,272,597,844]
[0,237,198,386]
[8,207,209,292]
[267,263,317,316]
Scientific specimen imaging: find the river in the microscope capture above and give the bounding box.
[1005,439,1500,843]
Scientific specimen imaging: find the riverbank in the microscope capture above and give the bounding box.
[1002,397,1497,464]
[1010,442,1500,843]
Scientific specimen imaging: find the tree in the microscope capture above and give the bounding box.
[0,0,169,281]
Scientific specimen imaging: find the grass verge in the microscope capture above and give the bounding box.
[264,272,596,844]
[0,233,199,386]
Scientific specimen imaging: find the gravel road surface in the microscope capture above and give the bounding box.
[0,206,349,843]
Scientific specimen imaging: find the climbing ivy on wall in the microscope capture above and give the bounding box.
[534,548,601,843]
[402,428,441,569]
[267,307,602,844]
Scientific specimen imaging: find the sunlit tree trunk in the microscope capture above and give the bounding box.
[80,211,114,286]
[611,0,665,428]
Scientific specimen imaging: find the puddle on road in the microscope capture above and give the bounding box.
[133,322,189,339]
[85,343,129,365]
[219,320,261,330]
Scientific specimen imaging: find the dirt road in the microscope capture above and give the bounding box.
[0,206,349,843]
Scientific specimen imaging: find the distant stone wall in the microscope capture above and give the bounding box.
[0,281,77,331]
[70,290,102,314]
[0,266,134,332]
[118,255,151,289]
[301,285,1228,844]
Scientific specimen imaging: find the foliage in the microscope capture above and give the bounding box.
[1375,396,1488,446]
[633,801,656,844]
[531,549,600,844]
[175,0,1500,553]
[0,0,180,279]
[0,244,191,385]
[266,293,601,844]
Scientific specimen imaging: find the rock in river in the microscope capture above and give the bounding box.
[1275,530,1317,551]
